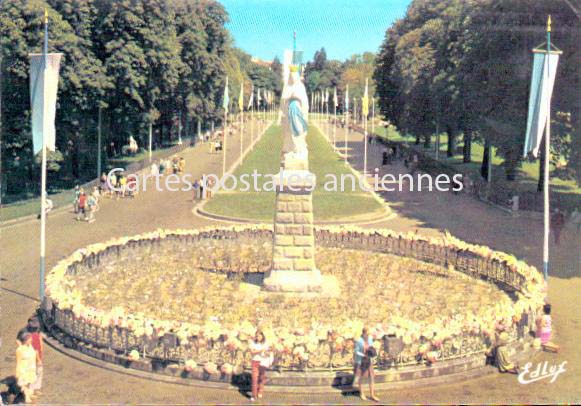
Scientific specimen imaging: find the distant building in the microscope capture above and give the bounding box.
[251,57,273,68]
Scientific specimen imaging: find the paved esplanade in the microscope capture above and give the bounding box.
[1,117,579,404]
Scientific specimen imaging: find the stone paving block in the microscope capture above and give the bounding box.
[294,235,314,246]
[273,258,293,270]
[294,213,313,224]
[276,202,288,212]
[275,213,294,223]
[293,258,316,271]
[287,202,303,213]
[284,247,304,258]
[275,235,293,246]
[284,225,304,235]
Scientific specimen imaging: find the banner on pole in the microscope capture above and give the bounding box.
[29,53,62,155]
[247,86,254,109]
[362,78,369,118]
[523,52,559,157]
[222,76,230,113]
[238,82,244,111]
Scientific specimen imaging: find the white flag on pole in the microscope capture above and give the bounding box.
[30,53,62,154]
[524,52,559,157]
[247,86,254,109]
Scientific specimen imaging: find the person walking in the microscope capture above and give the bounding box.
[15,331,37,403]
[76,191,87,221]
[37,192,53,220]
[99,172,107,191]
[118,174,127,199]
[150,161,159,179]
[92,186,100,202]
[27,318,44,395]
[179,157,185,174]
[192,179,200,201]
[72,185,80,213]
[198,177,205,200]
[354,327,379,401]
[249,330,271,401]
[126,173,138,197]
[108,172,117,198]
[87,194,97,222]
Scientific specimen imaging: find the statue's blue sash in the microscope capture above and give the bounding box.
[289,99,308,137]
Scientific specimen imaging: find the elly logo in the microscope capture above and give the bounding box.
[518,360,567,384]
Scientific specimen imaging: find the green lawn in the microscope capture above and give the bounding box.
[372,126,580,210]
[204,124,384,221]
[0,190,74,222]
[1,138,192,222]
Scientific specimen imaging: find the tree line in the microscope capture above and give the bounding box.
[373,0,579,184]
[303,48,377,111]
[0,0,280,200]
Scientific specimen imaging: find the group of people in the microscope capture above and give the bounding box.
[12,317,43,404]
[4,307,558,403]
[249,309,557,401]
[208,139,223,154]
[150,156,186,177]
[191,176,215,201]
[72,185,100,222]
[492,303,555,374]
[247,327,380,402]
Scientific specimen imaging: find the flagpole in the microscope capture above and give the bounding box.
[239,84,244,158]
[345,86,349,164]
[333,96,337,152]
[223,109,227,177]
[353,97,356,128]
[364,118,368,176]
[178,110,182,145]
[542,16,552,281]
[371,97,375,136]
[222,77,229,178]
[363,80,369,176]
[39,9,49,301]
[326,92,330,144]
[250,103,254,144]
[197,119,201,142]
[148,121,152,162]
[97,104,102,178]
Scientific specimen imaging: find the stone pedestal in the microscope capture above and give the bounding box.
[263,169,323,292]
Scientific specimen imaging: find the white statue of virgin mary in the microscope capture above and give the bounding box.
[280,65,309,166]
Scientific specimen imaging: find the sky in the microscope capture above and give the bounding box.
[221,0,410,62]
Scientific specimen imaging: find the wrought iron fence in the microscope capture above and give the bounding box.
[43,228,533,371]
